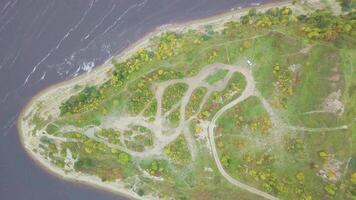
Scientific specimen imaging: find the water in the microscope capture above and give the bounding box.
[0,0,270,199]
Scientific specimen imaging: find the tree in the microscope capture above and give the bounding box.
[74,158,93,170]
[307,10,333,28]
[223,21,240,38]
[338,0,356,11]
[240,15,251,24]
[137,188,145,196]
[248,8,257,17]
[351,172,356,184]
[118,153,130,165]
[324,184,336,196]
[257,16,272,27]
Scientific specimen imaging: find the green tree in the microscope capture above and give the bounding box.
[118,153,130,165]
[74,158,93,170]
[240,15,251,24]
[248,8,257,16]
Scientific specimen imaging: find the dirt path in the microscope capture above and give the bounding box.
[205,62,350,200]
[54,63,248,160]
[207,63,279,200]
[40,61,349,200]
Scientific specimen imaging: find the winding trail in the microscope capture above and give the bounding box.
[207,63,278,200]
[206,62,350,200]
[40,62,349,200]
[56,63,249,159]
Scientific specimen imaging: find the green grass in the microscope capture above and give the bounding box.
[162,83,188,112]
[29,7,356,200]
[286,44,344,127]
[164,135,191,166]
[185,87,208,118]
[205,69,229,84]
[217,96,271,135]
[201,72,247,120]
[123,126,154,152]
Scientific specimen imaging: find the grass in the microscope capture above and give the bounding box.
[162,83,188,112]
[164,135,191,166]
[59,134,138,181]
[185,87,208,118]
[205,69,229,84]
[217,96,271,136]
[28,7,356,199]
[123,126,154,152]
[201,72,247,120]
[286,44,344,127]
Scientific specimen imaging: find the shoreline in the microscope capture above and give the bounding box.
[17,1,293,199]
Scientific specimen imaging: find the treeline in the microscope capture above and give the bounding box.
[222,7,296,39]
[59,32,190,116]
[111,32,182,86]
[223,6,355,41]
[59,6,355,116]
[240,7,296,26]
[59,86,103,115]
[300,10,355,40]
[112,48,154,87]
[337,0,356,11]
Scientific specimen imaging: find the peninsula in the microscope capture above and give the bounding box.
[18,0,355,199]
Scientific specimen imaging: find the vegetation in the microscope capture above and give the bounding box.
[60,86,104,115]
[25,3,356,200]
[163,136,191,166]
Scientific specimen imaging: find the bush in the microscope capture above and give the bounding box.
[118,153,130,165]
[74,158,94,170]
[60,86,103,115]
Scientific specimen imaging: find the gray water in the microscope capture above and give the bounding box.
[0,0,271,199]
